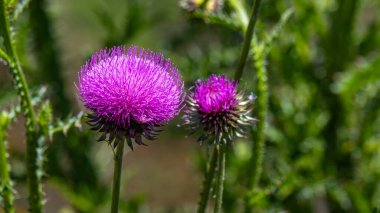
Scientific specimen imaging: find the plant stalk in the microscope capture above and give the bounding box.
[213,145,226,213]
[245,46,267,213]
[0,112,15,213]
[249,49,267,187]
[197,146,219,213]
[234,0,262,82]
[0,1,43,212]
[111,139,126,213]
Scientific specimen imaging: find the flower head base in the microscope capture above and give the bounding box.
[78,46,184,149]
[184,75,255,145]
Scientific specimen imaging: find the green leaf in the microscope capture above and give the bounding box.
[11,0,31,21]
[192,10,242,31]
[31,86,47,105]
[262,8,294,55]
[228,0,249,30]
[48,112,83,139]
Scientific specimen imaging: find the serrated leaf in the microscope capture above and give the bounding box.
[228,0,249,29]
[48,112,84,140]
[192,10,242,31]
[31,86,47,105]
[11,0,31,21]
[262,8,294,55]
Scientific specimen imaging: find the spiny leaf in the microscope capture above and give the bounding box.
[262,8,294,55]
[228,0,249,29]
[31,86,47,105]
[48,112,84,139]
[11,0,31,21]
[2,86,48,122]
[192,10,242,31]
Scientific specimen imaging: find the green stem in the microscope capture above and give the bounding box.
[245,47,267,213]
[0,112,15,213]
[197,146,218,213]
[0,48,10,62]
[214,145,226,213]
[250,49,267,188]
[111,139,126,213]
[0,1,36,123]
[0,1,43,212]
[234,0,262,82]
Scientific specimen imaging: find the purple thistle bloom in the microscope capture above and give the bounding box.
[184,74,255,145]
[193,75,237,113]
[78,46,184,148]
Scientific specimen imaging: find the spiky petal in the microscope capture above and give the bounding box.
[184,75,255,145]
[78,46,184,149]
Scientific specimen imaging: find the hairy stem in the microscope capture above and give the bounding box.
[245,47,267,213]
[234,0,262,81]
[0,1,43,212]
[197,146,218,213]
[214,145,226,213]
[0,112,15,213]
[111,139,126,213]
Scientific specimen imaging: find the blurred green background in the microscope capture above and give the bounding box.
[1,0,380,212]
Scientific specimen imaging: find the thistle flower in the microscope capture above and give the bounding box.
[78,46,184,149]
[184,75,255,145]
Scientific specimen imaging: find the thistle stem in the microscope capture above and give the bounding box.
[245,49,267,213]
[197,146,218,213]
[214,145,226,213]
[0,113,15,213]
[111,139,126,213]
[250,50,267,187]
[234,0,262,82]
[0,1,43,212]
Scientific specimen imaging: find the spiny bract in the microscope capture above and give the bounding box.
[184,74,255,145]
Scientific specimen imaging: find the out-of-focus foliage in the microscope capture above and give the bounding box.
[181,0,380,212]
[0,0,379,212]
